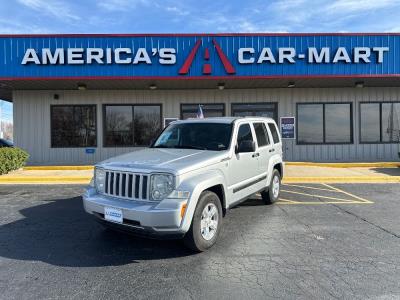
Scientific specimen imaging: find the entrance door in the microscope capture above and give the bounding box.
[232,103,278,122]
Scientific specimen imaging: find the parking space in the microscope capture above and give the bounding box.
[0,184,399,299]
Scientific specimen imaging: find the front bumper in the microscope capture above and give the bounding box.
[83,187,187,239]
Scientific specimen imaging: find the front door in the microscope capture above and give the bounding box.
[227,122,260,204]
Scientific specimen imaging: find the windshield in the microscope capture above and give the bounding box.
[0,139,13,146]
[152,122,233,151]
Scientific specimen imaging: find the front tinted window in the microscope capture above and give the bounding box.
[382,103,400,142]
[181,104,225,119]
[237,124,253,145]
[360,103,380,143]
[153,123,232,151]
[297,104,324,144]
[268,123,280,144]
[253,123,270,147]
[325,104,352,143]
[51,105,97,147]
[104,105,161,147]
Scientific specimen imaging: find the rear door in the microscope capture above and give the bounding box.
[267,122,282,156]
[252,122,273,174]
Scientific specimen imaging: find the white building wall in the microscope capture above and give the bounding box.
[13,87,400,165]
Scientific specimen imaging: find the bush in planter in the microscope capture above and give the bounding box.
[0,147,29,175]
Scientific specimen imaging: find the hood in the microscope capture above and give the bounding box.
[98,148,229,175]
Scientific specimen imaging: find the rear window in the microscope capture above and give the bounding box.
[253,123,270,147]
[268,123,280,144]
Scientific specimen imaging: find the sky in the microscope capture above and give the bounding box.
[1,0,400,122]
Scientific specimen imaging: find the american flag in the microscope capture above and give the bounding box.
[196,104,204,119]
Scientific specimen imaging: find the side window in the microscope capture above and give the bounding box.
[237,124,253,145]
[268,123,281,144]
[253,122,270,147]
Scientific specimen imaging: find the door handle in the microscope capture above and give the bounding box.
[252,153,260,158]
[269,149,275,153]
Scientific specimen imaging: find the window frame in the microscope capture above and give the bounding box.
[359,101,400,144]
[231,102,278,122]
[296,102,354,145]
[102,103,163,148]
[50,104,98,148]
[180,103,226,119]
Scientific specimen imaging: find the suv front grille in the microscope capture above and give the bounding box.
[104,171,149,201]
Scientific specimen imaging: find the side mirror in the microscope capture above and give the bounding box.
[236,140,255,153]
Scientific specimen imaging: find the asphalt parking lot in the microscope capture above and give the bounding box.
[1,184,400,300]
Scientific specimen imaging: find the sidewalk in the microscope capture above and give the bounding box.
[0,163,399,184]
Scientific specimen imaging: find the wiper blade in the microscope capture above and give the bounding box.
[152,145,171,148]
[174,145,207,150]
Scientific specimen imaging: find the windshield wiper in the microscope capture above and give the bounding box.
[174,145,207,150]
[152,145,171,148]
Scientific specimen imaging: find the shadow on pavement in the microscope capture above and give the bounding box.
[0,196,193,267]
[370,167,400,176]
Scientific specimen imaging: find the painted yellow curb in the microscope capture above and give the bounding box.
[0,176,91,184]
[23,166,94,171]
[286,162,400,168]
[283,176,400,183]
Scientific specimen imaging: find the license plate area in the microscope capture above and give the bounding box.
[104,206,123,224]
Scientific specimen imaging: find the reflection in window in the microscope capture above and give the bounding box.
[237,124,253,144]
[325,104,352,143]
[232,103,278,121]
[51,105,97,147]
[104,106,133,146]
[297,104,324,144]
[181,104,225,119]
[297,103,352,144]
[253,123,270,147]
[360,103,380,143]
[382,103,400,142]
[104,105,161,147]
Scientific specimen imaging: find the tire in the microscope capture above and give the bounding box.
[183,191,223,252]
[261,169,281,205]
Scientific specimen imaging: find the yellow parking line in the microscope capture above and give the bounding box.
[280,189,358,202]
[278,201,372,205]
[278,198,301,204]
[321,184,373,204]
[282,184,338,193]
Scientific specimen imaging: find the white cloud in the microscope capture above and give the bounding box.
[327,0,398,13]
[17,0,80,21]
[165,6,189,16]
[0,19,50,34]
[98,0,150,11]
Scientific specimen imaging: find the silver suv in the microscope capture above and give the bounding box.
[83,117,283,251]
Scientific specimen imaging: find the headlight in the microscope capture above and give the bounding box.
[95,168,106,193]
[150,174,175,201]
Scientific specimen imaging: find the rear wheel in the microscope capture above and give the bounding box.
[183,191,222,252]
[261,169,281,205]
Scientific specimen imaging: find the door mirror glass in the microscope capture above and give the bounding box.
[237,140,255,153]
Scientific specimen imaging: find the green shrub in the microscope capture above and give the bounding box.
[0,147,30,175]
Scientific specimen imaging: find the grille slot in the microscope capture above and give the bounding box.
[104,171,149,201]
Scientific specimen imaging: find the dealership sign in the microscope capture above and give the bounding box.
[0,34,399,78]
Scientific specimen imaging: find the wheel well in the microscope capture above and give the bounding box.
[205,184,226,216]
[274,163,283,178]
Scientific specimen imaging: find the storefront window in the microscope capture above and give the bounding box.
[232,103,278,122]
[360,102,400,143]
[104,105,161,147]
[360,103,380,143]
[181,104,225,119]
[297,103,353,144]
[51,105,97,148]
[297,104,324,144]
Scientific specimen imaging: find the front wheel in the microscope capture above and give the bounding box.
[183,191,222,252]
[261,169,281,205]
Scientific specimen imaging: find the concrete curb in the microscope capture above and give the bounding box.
[283,177,400,183]
[0,176,91,184]
[286,162,400,168]
[23,166,94,171]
